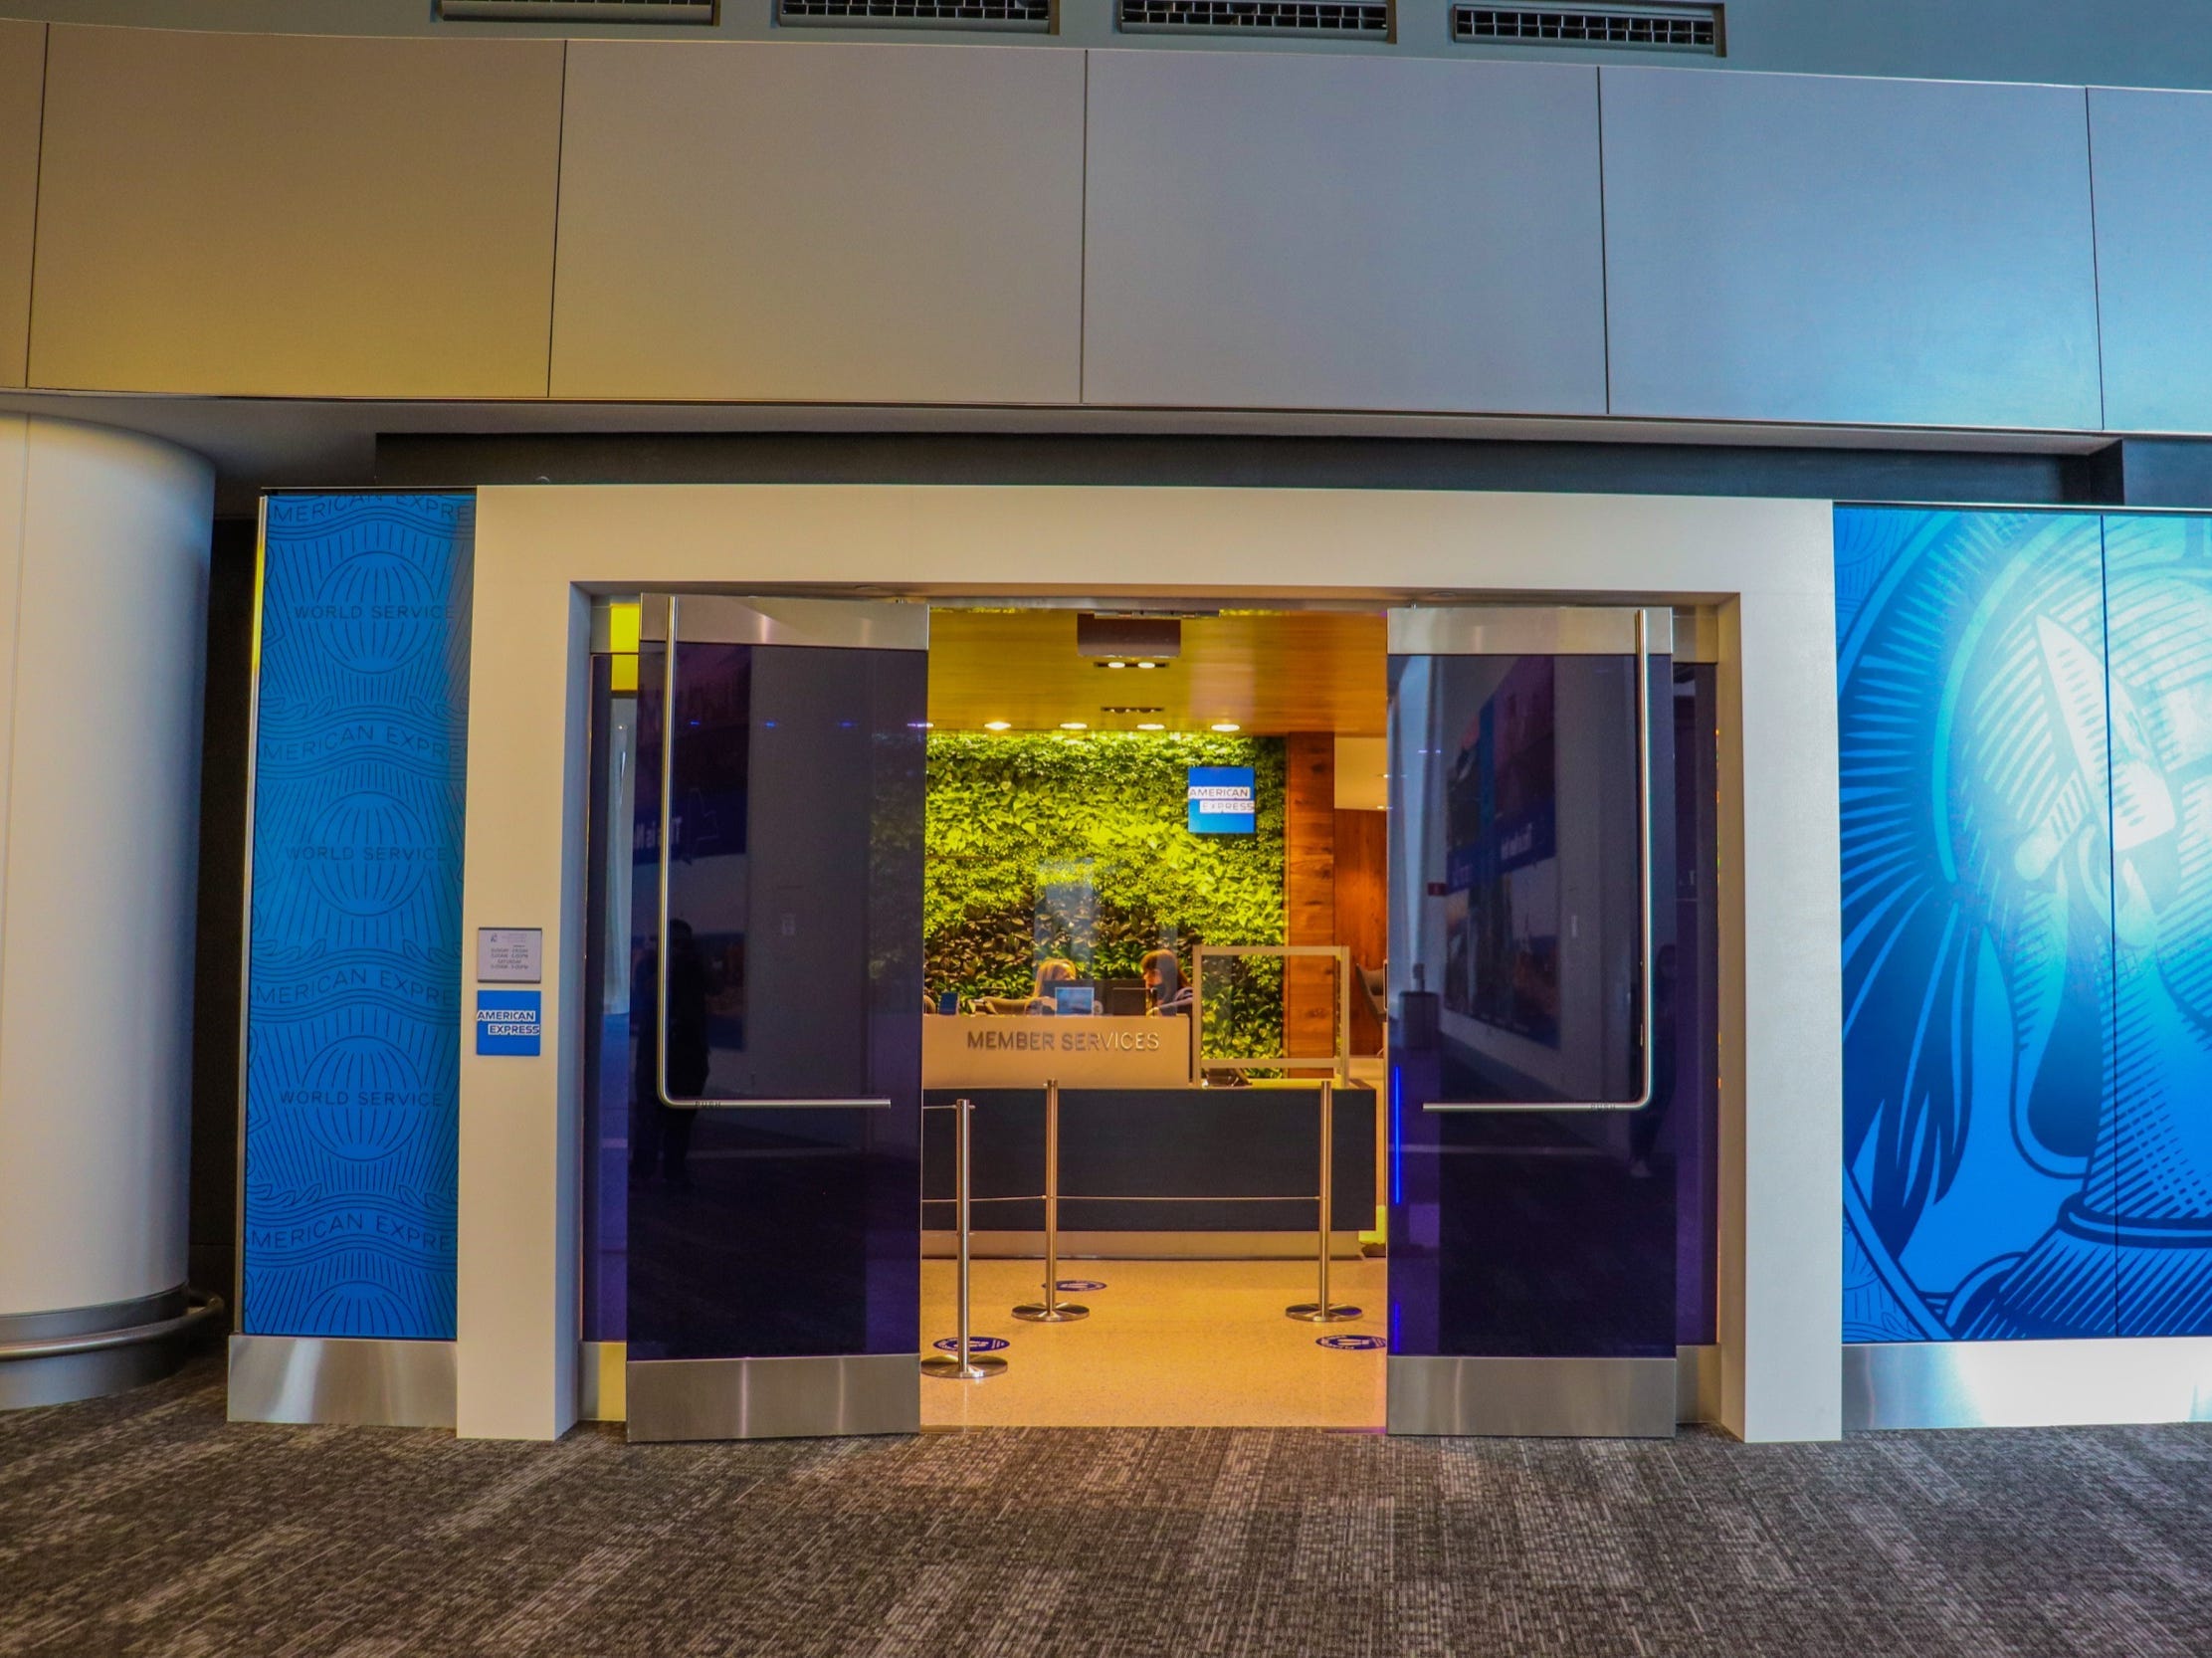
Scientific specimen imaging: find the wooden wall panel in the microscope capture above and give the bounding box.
[0,22,41,390]
[1284,732,1336,1064]
[30,27,562,397]
[1333,808,1387,1057]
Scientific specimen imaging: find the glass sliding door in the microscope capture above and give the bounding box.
[1385,607,1679,1437]
[626,595,927,1441]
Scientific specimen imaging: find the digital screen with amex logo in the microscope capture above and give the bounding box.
[1186,766,1256,834]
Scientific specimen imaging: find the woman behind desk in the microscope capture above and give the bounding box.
[969,957,1082,1016]
[964,953,1186,1016]
[1028,956,1080,1014]
[1141,947,1193,1016]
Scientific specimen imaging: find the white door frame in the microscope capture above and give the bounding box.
[456,485,1842,1444]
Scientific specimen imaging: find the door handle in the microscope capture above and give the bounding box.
[1421,608,1659,1115]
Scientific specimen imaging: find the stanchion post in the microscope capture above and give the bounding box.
[1288,1077,1359,1322]
[923,1097,1008,1379]
[1014,1078,1089,1323]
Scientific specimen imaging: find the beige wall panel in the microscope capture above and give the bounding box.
[29,26,561,398]
[0,22,42,389]
[552,41,1084,405]
[1084,52,1606,416]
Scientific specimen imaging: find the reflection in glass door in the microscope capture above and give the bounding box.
[1386,607,1681,1437]
[623,596,927,1441]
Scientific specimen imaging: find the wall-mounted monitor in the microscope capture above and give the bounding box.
[1186,765,1256,834]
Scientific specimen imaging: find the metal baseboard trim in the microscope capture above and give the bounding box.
[627,1353,919,1441]
[592,1341,1714,1430]
[229,1335,456,1428]
[1676,1343,1719,1424]
[1387,1354,1678,1437]
[1,1286,220,1410]
[0,1285,189,1343]
[1844,1338,2212,1431]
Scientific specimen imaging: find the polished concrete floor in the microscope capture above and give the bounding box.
[918,1257,1386,1429]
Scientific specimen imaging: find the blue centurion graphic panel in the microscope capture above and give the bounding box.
[2103,516,2212,1337]
[1836,508,2117,1343]
[243,494,474,1340]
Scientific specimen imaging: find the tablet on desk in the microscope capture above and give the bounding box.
[1053,984,1097,1016]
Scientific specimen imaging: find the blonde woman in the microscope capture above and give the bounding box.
[1028,956,1080,1014]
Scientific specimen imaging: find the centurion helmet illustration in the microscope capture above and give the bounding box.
[1839,509,2212,1344]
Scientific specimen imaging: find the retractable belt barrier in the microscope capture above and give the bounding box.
[1285,1078,1359,1324]
[925,1072,1362,1368]
[1013,1080,1088,1324]
[921,1098,1007,1381]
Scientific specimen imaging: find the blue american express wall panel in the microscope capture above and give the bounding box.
[2103,515,2212,1336]
[1836,508,2117,1342]
[243,494,474,1339]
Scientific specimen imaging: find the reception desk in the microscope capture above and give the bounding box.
[921,1084,1375,1259]
[922,1012,1193,1090]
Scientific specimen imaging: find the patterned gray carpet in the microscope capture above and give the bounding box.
[5,1352,2212,1657]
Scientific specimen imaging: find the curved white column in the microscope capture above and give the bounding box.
[0,417,213,1346]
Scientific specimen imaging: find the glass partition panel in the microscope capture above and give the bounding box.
[580,653,636,1344]
[1672,662,1721,1347]
[627,634,925,1363]
[1388,627,1678,1360]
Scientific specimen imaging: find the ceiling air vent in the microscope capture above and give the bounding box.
[1118,3,1392,39]
[778,0,1053,27]
[1452,3,1721,53]
[440,0,716,20]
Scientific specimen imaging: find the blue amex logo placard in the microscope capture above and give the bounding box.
[1186,765,1257,834]
[476,990,542,1057]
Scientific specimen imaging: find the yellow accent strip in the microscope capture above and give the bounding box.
[608,600,640,654]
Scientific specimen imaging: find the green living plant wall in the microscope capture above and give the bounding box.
[925,731,1288,1059]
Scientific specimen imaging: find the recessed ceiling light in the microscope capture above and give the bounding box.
[1135,661,1158,670]
[1061,721,1087,730]
[1210,722,1240,733]
[984,720,1012,731]
[1137,723,1166,731]
[1106,660,1127,669]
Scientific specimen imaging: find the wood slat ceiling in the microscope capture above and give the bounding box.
[926,607,1387,735]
